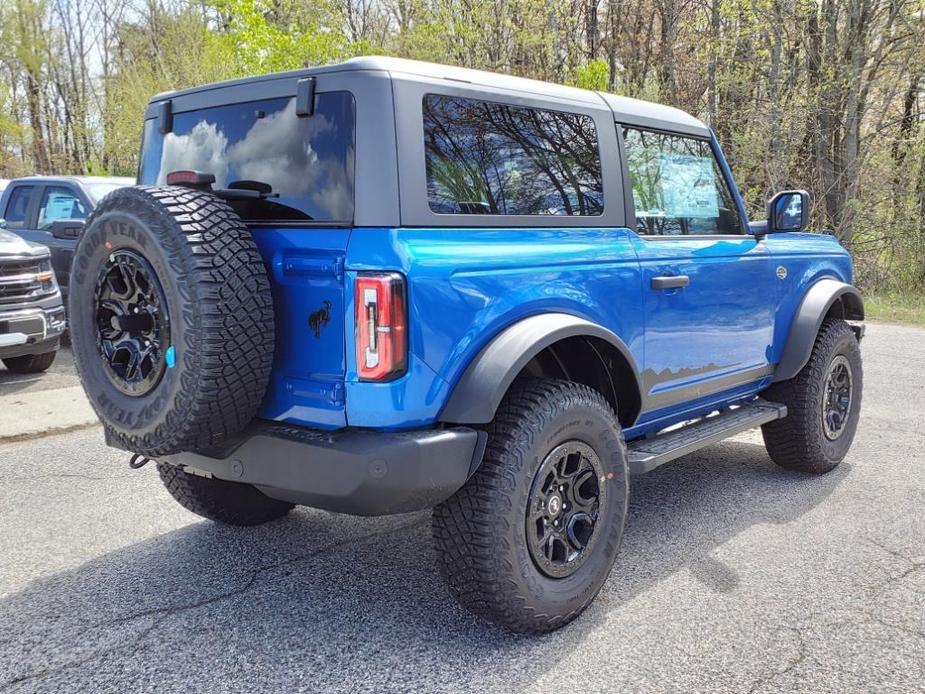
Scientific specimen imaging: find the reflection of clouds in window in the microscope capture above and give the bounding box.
[311,145,354,220]
[153,98,353,220]
[158,121,229,186]
[228,100,335,197]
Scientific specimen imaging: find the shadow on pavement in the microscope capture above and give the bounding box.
[0,439,848,692]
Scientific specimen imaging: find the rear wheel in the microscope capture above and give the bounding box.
[157,462,293,526]
[762,318,862,473]
[2,351,56,373]
[432,378,629,633]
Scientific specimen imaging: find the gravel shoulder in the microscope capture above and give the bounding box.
[0,323,923,693]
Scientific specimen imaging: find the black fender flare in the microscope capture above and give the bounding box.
[439,313,642,424]
[773,278,864,382]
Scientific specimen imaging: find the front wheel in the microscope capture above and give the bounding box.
[762,318,863,473]
[432,378,629,633]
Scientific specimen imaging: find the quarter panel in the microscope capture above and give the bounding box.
[345,226,644,428]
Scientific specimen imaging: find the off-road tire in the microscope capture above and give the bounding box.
[2,351,56,373]
[69,186,274,457]
[432,378,629,633]
[762,318,862,473]
[157,462,293,526]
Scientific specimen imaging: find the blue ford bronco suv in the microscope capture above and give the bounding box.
[69,57,864,633]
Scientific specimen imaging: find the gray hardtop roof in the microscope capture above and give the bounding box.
[149,56,710,136]
[8,175,134,186]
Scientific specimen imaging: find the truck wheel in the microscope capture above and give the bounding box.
[157,462,293,526]
[762,318,862,473]
[68,186,274,457]
[432,378,629,633]
[2,351,56,373]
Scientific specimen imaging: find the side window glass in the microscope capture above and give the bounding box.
[38,186,88,229]
[3,186,35,229]
[622,127,741,236]
[423,94,603,216]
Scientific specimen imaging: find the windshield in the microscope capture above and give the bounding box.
[138,92,356,223]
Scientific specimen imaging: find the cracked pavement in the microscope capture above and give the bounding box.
[1,322,923,693]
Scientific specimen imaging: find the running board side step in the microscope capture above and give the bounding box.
[627,399,787,475]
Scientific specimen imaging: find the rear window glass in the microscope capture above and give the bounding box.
[139,92,355,223]
[423,94,603,216]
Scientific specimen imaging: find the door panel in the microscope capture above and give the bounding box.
[633,235,775,412]
[618,125,776,416]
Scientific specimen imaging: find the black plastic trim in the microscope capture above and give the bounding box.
[628,398,787,474]
[439,313,643,424]
[774,279,865,382]
[295,77,316,116]
[160,422,486,516]
[157,100,172,134]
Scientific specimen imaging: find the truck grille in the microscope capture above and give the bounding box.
[0,256,56,305]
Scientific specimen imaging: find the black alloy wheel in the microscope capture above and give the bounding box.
[821,354,853,440]
[95,249,171,397]
[526,440,607,579]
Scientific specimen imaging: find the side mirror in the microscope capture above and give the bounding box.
[767,190,809,233]
[0,218,7,229]
[50,218,85,240]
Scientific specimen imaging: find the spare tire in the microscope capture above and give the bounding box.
[69,186,275,457]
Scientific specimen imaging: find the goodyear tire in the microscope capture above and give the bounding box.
[69,186,274,457]
[157,462,293,526]
[761,318,862,473]
[432,378,629,633]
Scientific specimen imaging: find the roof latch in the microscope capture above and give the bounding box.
[296,77,316,117]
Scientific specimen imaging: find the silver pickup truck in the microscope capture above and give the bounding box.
[0,227,66,373]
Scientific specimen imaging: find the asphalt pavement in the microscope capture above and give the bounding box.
[0,323,923,693]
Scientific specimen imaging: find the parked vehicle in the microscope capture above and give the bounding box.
[0,225,66,373]
[0,176,133,301]
[68,58,864,633]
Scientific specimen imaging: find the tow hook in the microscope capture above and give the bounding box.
[128,453,152,469]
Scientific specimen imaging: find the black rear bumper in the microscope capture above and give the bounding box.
[160,422,487,516]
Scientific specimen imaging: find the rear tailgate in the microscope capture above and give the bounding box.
[252,228,349,429]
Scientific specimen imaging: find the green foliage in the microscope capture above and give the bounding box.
[574,60,609,92]
[206,0,352,75]
[1,0,925,296]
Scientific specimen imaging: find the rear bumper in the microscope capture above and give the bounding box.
[160,422,487,516]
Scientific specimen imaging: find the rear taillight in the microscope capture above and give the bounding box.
[355,273,407,381]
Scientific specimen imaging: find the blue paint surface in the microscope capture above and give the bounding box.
[238,129,854,438]
[165,345,176,369]
[247,219,852,439]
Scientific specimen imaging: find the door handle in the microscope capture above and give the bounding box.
[651,275,690,290]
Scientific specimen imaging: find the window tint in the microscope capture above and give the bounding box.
[424,94,603,216]
[4,186,35,229]
[139,92,356,223]
[38,186,88,229]
[622,128,741,236]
